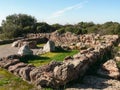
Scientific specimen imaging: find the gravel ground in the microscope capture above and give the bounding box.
[0,44,39,58]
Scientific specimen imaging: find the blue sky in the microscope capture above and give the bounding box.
[0,0,120,25]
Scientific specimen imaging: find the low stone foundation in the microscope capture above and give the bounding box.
[0,34,119,89]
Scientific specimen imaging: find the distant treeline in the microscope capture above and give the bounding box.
[0,14,120,39]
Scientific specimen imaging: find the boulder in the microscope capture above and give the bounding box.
[34,72,54,88]
[12,40,24,47]
[18,44,33,56]
[30,61,62,83]
[8,62,27,72]
[11,40,21,47]
[43,40,55,52]
[53,63,75,85]
[98,60,120,79]
[12,40,37,49]
[14,64,35,77]
[30,67,43,82]
[19,67,34,81]
[115,56,120,62]
[3,59,20,69]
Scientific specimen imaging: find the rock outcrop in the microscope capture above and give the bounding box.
[43,40,55,52]
[0,34,119,89]
[12,40,37,49]
[98,60,120,79]
[18,44,33,56]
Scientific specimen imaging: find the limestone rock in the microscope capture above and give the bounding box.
[11,40,21,47]
[30,61,62,83]
[8,62,27,73]
[12,40,37,49]
[53,63,75,85]
[18,44,33,56]
[43,40,55,52]
[98,60,120,79]
[19,67,34,81]
[4,59,20,69]
[34,72,54,88]
[115,56,120,62]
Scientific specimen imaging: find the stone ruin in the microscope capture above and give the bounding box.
[26,31,81,46]
[0,33,120,89]
[25,31,104,50]
[98,59,120,79]
[17,44,33,56]
[12,40,37,49]
[43,40,55,52]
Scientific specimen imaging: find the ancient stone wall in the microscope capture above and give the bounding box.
[26,32,81,45]
[0,34,119,89]
[0,37,24,45]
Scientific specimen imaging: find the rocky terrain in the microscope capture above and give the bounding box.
[0,33,120,89]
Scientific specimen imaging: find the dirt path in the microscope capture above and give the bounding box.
[0,44,39,58]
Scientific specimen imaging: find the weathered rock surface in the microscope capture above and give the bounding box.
[12,40,37,49]
[11,40,21,47]
[8,62,27,72]
[23,41,37,49]
[66,76,120,90]
[98,60,120,79]
[0,34,119,89]
[43,40,55,52]
[19,66,35,81]
[18,44,33,56]
[30,61,62,81]
[115,56,120,62]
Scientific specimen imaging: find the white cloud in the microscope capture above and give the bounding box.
[48,1,88,19]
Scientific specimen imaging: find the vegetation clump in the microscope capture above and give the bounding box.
[0,14,120,40]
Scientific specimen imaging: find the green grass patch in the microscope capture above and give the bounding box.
[0,78,10,86]
[37,43,45,47]
[0,68,37,90]
[41,50,79,61]
[20,50,79,67]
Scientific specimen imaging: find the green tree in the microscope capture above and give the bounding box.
[52,24,62,31]
[1,14,37,39]
[1,22,21,39]
[36,22,53,33]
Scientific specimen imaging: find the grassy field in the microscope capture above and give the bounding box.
[20,50,79,66]
[0,43,79,89]
[0,68,37,90]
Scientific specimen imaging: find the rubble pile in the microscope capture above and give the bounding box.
[0,34,119,88]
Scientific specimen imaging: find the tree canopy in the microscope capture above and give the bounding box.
[0,14,120,40]
[1,14,37,39]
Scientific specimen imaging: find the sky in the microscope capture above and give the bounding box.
[0,0,120,25]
